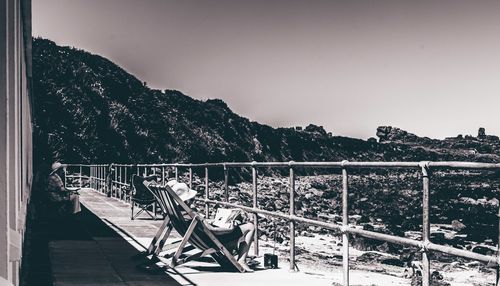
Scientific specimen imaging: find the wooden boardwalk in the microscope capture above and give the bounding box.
[46,189,181,286]
[74,188,410,286]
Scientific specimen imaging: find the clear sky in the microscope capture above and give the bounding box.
[33,0,500,139]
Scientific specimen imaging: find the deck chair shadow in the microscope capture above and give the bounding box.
[130,175,159,220]
[143,184,246,273]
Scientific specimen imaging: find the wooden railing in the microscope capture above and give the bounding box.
[64,161,500,286]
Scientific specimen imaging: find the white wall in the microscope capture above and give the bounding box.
[0,0,32,284]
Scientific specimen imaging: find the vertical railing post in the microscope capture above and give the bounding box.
[341,160,349,286]
[97,166,100,191]
[98,165,101,194]
[102,166,105,194]
[102,166,108,194]
[175,166,179,182]
[126,165,129,187]
[99,165,101,190]
[103,165,105,192]
[123,165,126,198]
[224,164,229,202]
[289,161,296,271]
[252,162,259,257]
[205,166,209,218]
[120,166,124,199]
[497,206,500,286]
[189,167,193,189]
[162,166,166,185]
[94,166,96,190]
[114,165,118,197]
[63,165,68,188]
[421,161,431,286]
[118,166,122,199]
[100,165,103,192]
[79,165,82,188]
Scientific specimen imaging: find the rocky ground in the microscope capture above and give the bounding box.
[185,170,499,285]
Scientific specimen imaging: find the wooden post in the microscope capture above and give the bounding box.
[175,166,179,181]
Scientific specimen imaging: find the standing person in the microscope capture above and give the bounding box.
[106,164,115,197]
[47,162,81,214]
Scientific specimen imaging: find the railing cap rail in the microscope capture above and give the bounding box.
[66,161,500,170]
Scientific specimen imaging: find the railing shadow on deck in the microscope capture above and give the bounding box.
[63,161,500,286]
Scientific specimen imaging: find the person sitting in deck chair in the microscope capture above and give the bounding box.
[167,180,256,272]
[47,162,81,214]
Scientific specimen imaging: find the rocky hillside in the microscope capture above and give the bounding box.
[32,38,500,168]
[33,38,381,166]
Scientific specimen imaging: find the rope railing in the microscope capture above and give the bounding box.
[63,161,500,286]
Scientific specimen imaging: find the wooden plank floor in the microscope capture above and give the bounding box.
[47,189,181,286]
[77,188,410,286]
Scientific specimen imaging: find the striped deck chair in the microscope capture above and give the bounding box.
[144,184,246,272]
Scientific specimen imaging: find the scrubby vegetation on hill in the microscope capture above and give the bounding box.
[32,38,500,167]
[33,38,500,168]
[33,38,378,165]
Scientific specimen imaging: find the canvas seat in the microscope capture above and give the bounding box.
[130,175,159,220]
[143,184,246,272]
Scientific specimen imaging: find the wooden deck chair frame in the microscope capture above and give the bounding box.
[144,183,246,272]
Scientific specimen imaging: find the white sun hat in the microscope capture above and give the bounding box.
[167,180,178,187]
[169,182,197,201]
[50,162,65,174]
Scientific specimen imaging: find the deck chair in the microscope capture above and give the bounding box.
[144,184,246,272]
[130,175,158,220]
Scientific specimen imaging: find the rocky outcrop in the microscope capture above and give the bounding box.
[376,126,500,163]
[376,126,432,144]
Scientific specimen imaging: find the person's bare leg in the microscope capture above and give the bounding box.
[236,223,255,272]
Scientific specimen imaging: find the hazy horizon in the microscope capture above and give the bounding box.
[33,0,500,140]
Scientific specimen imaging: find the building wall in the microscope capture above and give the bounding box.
[0,0,32,285]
